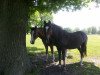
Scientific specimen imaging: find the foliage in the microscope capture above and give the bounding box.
[27,0,93,33]
[64,26,100,35]
[26,10,53,33]
[27,0,99,33]
[97,27,100,34]
[64,27,73,32]
[29,10,53,27]
[73,27,80,32]
[29,0,93,13]
[87,26,97,34]
[91,26,97,34]
[81,28,88,34]
[87,27,92,34]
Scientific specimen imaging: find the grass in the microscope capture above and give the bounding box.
[26,34,100,75]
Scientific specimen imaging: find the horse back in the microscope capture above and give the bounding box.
[61,31,87,49]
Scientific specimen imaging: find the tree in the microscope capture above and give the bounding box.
[91,26,97,34]
[87,26,97,34]
[81,28,88,34]
[64,27,72,32]
[97,27,100,34]
[87,27,92,34]
[0,0,95,75]
[73,27,80,32]
[0,0,31,75]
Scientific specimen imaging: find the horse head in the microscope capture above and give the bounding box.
[44,20,52,44]
[30,26,38,44]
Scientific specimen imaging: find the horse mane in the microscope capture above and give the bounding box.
[51,23,64,35]
[50,23,67,42]
[51,23,69,35]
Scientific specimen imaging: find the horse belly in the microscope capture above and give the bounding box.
[66,40,81,49]
[66,44,79,49]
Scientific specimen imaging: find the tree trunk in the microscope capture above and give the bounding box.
[0,0,30,75]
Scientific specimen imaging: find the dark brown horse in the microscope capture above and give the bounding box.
[30,26,55,62]
[44,21,88,66]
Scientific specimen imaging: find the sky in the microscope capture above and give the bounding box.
[53,2,100,29]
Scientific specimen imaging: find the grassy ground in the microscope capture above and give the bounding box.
[26,34,100,75]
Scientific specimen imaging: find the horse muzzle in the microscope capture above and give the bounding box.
[30,40,34,44]
[46,35,50,44]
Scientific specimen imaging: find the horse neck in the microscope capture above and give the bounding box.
[37,28,45,39]
[53,30,62,39]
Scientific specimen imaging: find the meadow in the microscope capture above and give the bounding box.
[26,34,100,75]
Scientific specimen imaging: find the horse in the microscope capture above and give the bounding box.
[44,21,88,66]
[30,26,55,62]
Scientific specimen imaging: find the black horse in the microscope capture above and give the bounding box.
[30,26,55,62]
[44,21,87,66]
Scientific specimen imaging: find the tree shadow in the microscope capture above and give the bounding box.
[27,47,73,64]
[40,62,100,75]
[27,47,100,75]
[27,50,100,75]
[28,50,57,65]
[27,46,58,61]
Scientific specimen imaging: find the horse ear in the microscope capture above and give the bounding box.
[48,20,51,24]
[44,21,46,24]
[35,26,37,29]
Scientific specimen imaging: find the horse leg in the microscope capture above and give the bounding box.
[62,49,66,67]
[65,49,68,57]
[44,45,48,62]
[80,43,87,66]
[80,55,83,66]
[78,46,84,66]
[82,42,87,56]
[58,49,61,66]
[50,45,55,63]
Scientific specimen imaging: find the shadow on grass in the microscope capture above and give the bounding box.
[40,62,100,75]
[27,46,73,63]
[27,51,100,75]
[27,47,100,75]
[27,48,58,75]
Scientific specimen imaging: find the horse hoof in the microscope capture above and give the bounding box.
[63,66,67,71]
[52,60,55,63]
[44,60,47,63]
[52,61,55,64]
[55,62,58,65]
[58,65,61,68]
[80,63,84,67]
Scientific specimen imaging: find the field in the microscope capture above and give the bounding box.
[26,34,100,75]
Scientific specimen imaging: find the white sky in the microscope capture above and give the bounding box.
[53,2,100,29]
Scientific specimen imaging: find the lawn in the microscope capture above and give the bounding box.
[26,34,100,75]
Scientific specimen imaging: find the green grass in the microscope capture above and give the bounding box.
[26,34,100,75]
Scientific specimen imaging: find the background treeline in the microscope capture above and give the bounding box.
[64,26,100,35]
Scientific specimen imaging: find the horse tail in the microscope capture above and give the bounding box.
[83,44,87,57]
[81,32,87,57]
[81,39,87,57]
